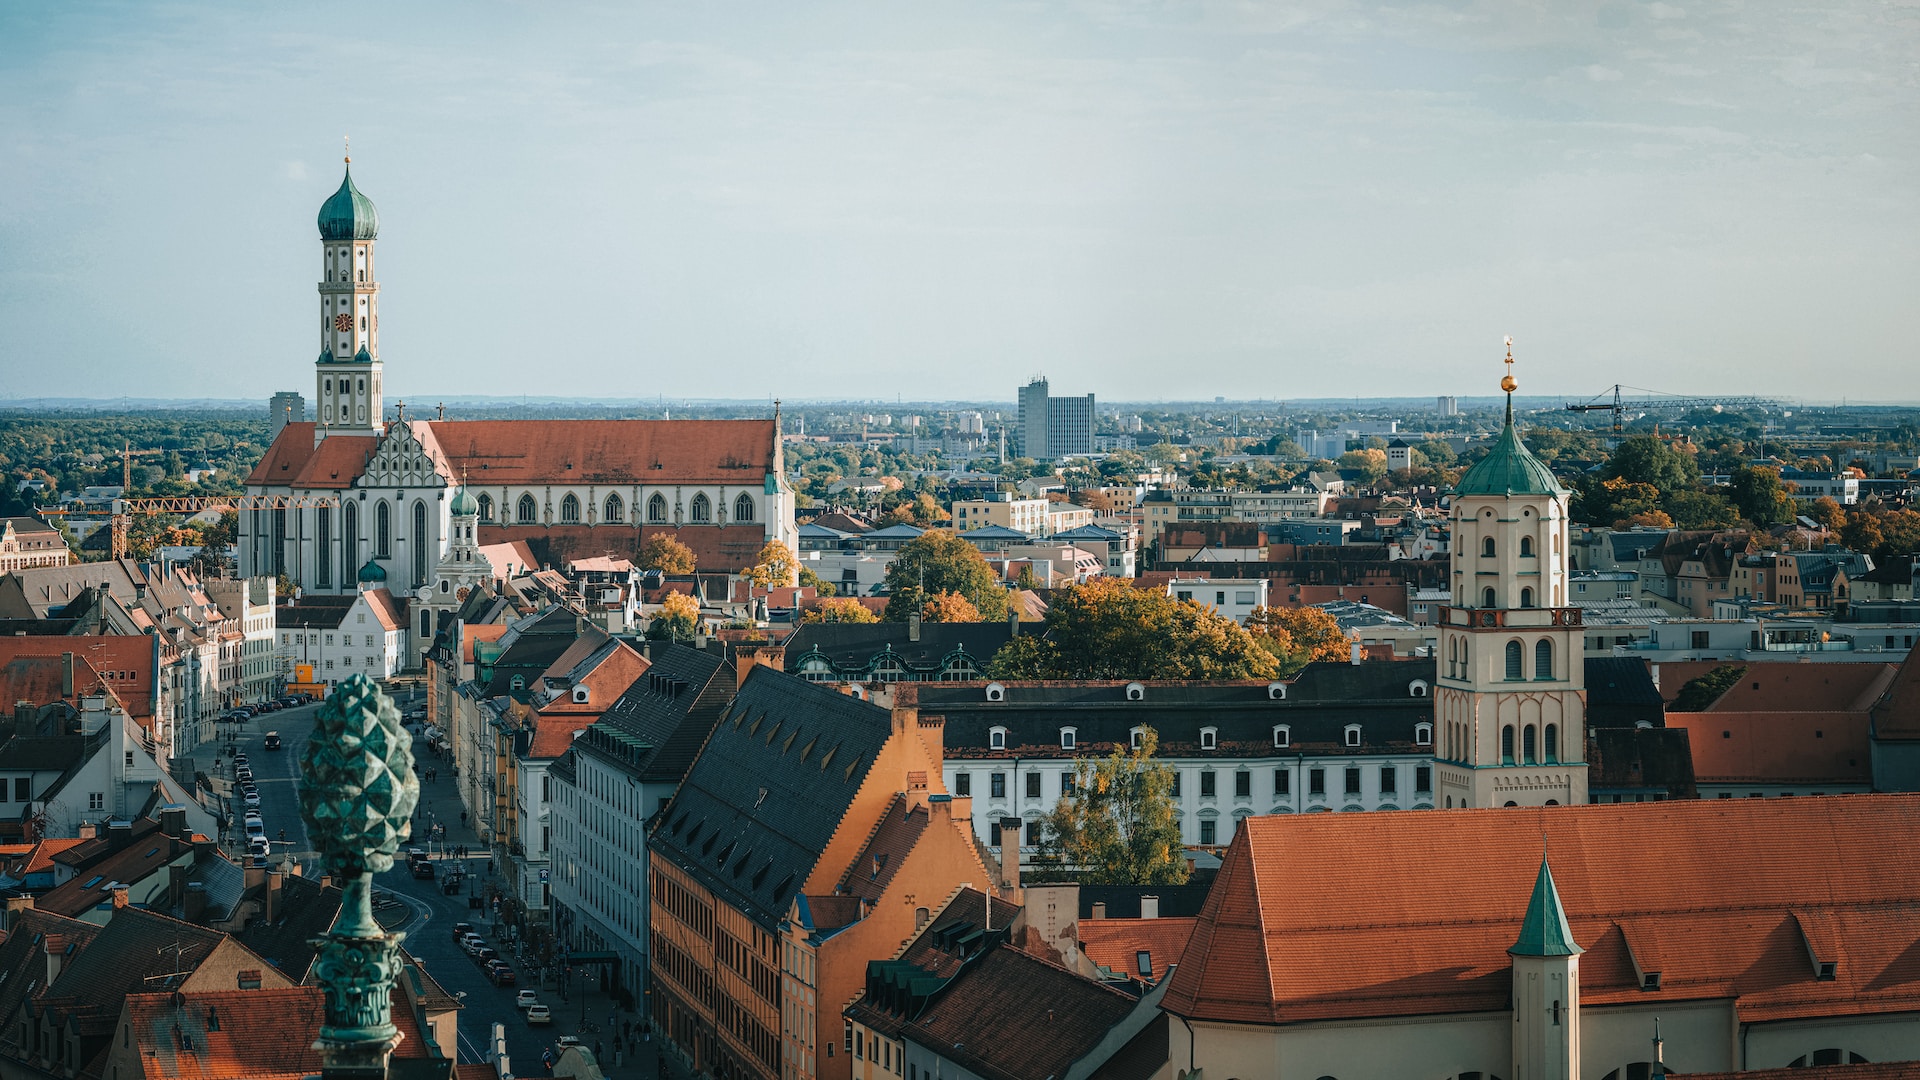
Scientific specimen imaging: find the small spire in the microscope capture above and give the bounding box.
[343,134,350,164]
[1511,854,1582,957]
[1501,336,1518,427]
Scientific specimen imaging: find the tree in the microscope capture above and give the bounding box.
[1663,490,1738,530]
[1246,605,1351,677]
[1602,436,1700,499]
[986,578,1279,680]
[637,535,697,576]
[1039,727,1190,885]
[883,531,1009,623]
[1841,507,1920,560]
[797,565,837,597]
[1336,448,1388,483]
[1013,564,1042,591]
[1573,477,1663,528]
[920,590,981,623]
[1672,664,1746,711]
[803,597,880,624]
[880,492,949,527]
[1072,489,1115,513]
[1728,466,1796,528]
[646,591,701,641]
[745,541,797,590]
[1807,497,1846,532]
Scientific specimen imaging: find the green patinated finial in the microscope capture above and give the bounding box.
[299,674,419,1077]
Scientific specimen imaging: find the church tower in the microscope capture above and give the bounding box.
[1433,343,1588,809]
[314,150,383,440]
[1510,856,1582,1080]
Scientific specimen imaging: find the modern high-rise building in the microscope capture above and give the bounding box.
[1016,377,1095,459]
[269,392,307,436]
[1437,395,1460,417]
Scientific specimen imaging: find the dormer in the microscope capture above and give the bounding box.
[1793,909,1840,981]
[572,685,590,705]
[1618,918,1667,991]
[1267,681,1287,700]
[985,682,1006,702]
[1126,682,1146,701]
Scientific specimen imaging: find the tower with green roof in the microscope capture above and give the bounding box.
[314,145,384,442]
[1511,855,1582,1079]
[1433,342,1589,809]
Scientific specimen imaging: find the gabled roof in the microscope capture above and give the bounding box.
[1665,710,1872,785]
[426,418,775,484]
[958,525,1031,541]
[588,642,733,783]
[863,523,927,540]
[1164,795,1920,1026]
[121,987,324,1079]
[0,908,100,1036]
[231,875,343,981]
[38,907,234,1035]
[838,795,928,902]
[243,426,378,489]
[651,667,895,930]
[1080,917,1197,982]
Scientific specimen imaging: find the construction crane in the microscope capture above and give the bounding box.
[1564,385,1787,433]
[120,440,163,491]
[34,494,342,560]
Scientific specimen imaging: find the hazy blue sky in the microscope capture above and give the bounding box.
[1,2,1914,404]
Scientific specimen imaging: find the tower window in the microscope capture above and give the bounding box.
[1523,724,1538,764]
[1483,586,1497,608]
[1545,723,1559,763]
[1520,536,1534,557]
[1502,725,1516,765]
[1521,587,1535,608]
[1505,640,1523,680]
[375,501,391,558]
[1482,537,1496,558]
[1534,638,1553,680]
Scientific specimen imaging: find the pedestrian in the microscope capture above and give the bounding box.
[595,1038,603,1059]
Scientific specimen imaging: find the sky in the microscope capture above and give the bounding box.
[0,1,1915,406]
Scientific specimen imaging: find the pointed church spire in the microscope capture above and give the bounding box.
[1511,855,1582,957]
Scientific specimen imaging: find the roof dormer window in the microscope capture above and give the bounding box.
[1272,725,1290,749]
[1344,724,1362,748]
[1199,727,1217,751]
[989,726,1007,751]
[1060,728,1077,750]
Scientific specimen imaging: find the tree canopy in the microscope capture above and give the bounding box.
[1602,435,1701,498]
[1728,465,1797,528]
[882,530,1009,623]
[745,540,797,590]
[803,597,880,624]
[1246,605,1351,677]
[986,577,1279,680]
[919,590,981,623]
[1039,726,1190,885]
[646,591,701,641]
[637,534,697,576]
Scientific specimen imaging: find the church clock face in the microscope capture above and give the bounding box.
[334,313,353,332]
[457,586,470,601]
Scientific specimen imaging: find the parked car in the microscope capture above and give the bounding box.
[452,922,474,941]
[461,934,485,955]
[242,792,261,808]
[488,963,516,987]
[233,754,249,768]
[475,946,499,966]
[248,837,270,858]
[525,1004,551,1026]
[515,990,539,1010]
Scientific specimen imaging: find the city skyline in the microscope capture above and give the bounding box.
[2,2,1915,402]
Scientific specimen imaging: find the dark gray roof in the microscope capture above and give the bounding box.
[782,622,1014,679]
[1077,884,1213,919]
[586,642,734,784]
[1584,658,1664,708]
[1607,531,1669,562]
[651,666,896,931]
[479,607,581,698]
[921,660,1438,759]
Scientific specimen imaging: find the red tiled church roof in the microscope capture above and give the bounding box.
[244,425,378,489]
[1164,795,1920,1026]
[426,419,774,485]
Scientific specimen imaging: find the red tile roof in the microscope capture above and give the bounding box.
[1654,660,1895,711]
[1666,710,1872,785]
[1164,795,1920,1026]
[1079,917,1196,983]
[244,425,378,489]
[838,795,929,902]
[481,523,770,574]
[427,418,774,484]
[1872,644,1920,741]
[123,987,324,1079]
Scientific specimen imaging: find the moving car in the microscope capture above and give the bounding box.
[515,990,539,1010]
[262,732,281,750]
[524,1004,551,1026]
[488,962,516,986]
[452,922,474,941]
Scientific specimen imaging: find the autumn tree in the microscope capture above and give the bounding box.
[1038,727,1190,885]
[1573,477,1663,528]
[745,540,797,590]
[883,531,1009,623]
[646,591,702,641]
[803,597,880,624]
[1072,489,1115,513]
[637,535,697,576]
[1246,605,1351,677]
[880,493,950,528]
[986,577,1278,680]
[1807,496,1846,532]
[920,590,981,623]
[797,565,837,597]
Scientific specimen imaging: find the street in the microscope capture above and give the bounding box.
[190,690,684,1079]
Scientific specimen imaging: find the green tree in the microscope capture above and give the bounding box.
[1727,466,1796,528]
[883,531,1009,623]
[986,578,1278,680]
[1672,665,1746,711]
[1663,490,1738,530]
[1602,436,1701,499]
[1039,726,1190,884]
[1572,477,1663,527]
[797,565,837,597]
[637,534,697,575]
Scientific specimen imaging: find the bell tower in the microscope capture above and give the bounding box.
[1433,341,1588,809]
[314,143,383,441]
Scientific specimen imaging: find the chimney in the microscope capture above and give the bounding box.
[106,820,132,850]
[169,863,188,911]
[3,895,32,932]
[1091,901,1107,920]
[1008,608,1020,637]
[244,862,266,891]
[110,886,129,910]
[265,870,283,924]
[908,613,922,643]
[44,934,65,985]
[61,652,74,698]
[1140,894,1160,920]
[77,822,97,841]
[183,882,208,924]
[999,816,1024,894]
[159,805,187,841]
[1350,642,1364,665]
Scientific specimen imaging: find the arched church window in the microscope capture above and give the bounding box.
[420,609,431,638]
[517,494,537,524]
[604,494,624,524]
[1482,537,1496,557]
[375,501,391,558]
[1544,723,1559,763]
[343,502,360,584]
[1483,586,1497,608]
[1520,536,1534,557]
[1534,639,1553,680]
[690,493,712,523]
[734,493,755,523]
[1501,725,1515,765]
[1521,587,1534,608]
[1504,640,1523,680]
[560,494,581,524]
[412,501,427,587]
[477,494,493,522]
[315,507,332,589]
[1523,724,1537,764]
[647,494,668,523]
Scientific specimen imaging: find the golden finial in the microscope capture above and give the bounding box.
[343,135,351,164]
[1500,336,1518,393]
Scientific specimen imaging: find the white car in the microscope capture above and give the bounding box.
[525,1004,551,1026]
[245,820,265,837]
[515,990,539,1010]
[243,792,261,808]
